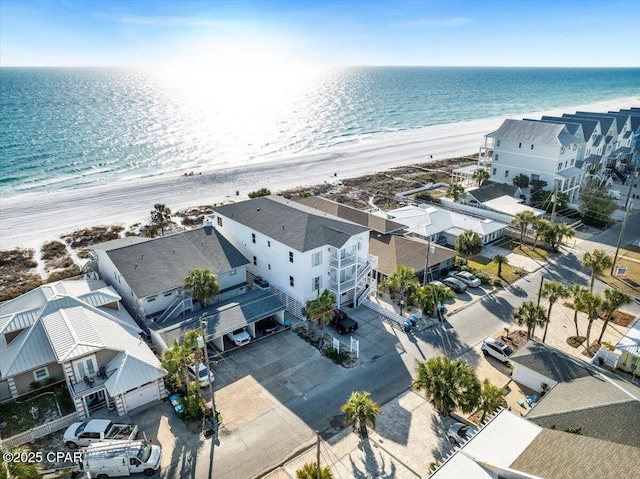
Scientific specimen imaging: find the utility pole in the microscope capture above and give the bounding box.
[536,274,545,307]
[610,166,638,275]
[550,186,558,223]
[422,238,433,287]
[199,316,216,419]
[316,431,321,479]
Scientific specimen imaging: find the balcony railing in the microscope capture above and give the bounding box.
[68,368,116,397]
[329,253,357,268]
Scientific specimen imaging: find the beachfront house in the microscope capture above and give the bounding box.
[483,119,583,202]
[0,278,167,419]
[386,204,507,247]
[211,196,377,317]
[615,317,640,377]
[290,195,456,283]
[92,226,287,352]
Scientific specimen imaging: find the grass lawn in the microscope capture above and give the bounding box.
[468,255,520,284]
[598,263,640,299]
[500,240,550,261]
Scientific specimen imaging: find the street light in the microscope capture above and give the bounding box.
[536,274,545,307]
[199,315,216,421]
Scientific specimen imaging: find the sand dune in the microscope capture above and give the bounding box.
[1,96,637,251]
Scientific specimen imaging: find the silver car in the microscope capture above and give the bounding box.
[447,422,478,445]
[448,271,482,288]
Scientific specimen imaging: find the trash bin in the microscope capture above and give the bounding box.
[283,319,292,328]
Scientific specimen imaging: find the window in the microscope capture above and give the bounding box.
[268,241,271,247]
[571,159,574,166]
[494,154,498,162]
[496,140,501,147]
[289,251,294,263]
[33,367,49,381]
[558,163,562,170]
[251,233,256,244]
[312,251,322,267]
[147,296,156,302]
[289,276,295,287]
[561,147,565,154]
[217,217,223,227]
[313,276,321,291]
[531,144,534,150]
[492,168,497,175]
[74,355,97,379]
[253,256,257,266]
[518,143,522,148]
[504,170,509,178]
[164,292,172,297]
[229,269,236,276]
[268,264,271,270]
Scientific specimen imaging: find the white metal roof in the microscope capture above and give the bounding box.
[482,196,545,218]
[616,317,640,356]
[1,320,57,377]
[104,352,165,396]
[486,119,579,147]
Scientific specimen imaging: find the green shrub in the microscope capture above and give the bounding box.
[321,346,350,364]
[248,188,271,198]
[30,380,42,391]
[183,390,206,421]
[492,279,503,287]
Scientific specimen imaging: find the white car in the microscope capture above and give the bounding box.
[447,422,478,445]
[481,337,514,365]
[448,271,481,288]
[227,328,251,347]
[188,363,214,387]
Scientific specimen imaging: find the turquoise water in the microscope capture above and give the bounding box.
[1,66,639,198]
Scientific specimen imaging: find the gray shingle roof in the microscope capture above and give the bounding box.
[570,113,616,135]
[153,289,285,346]
[583,154,602,164]
[369,234,456,277]
[577,111,628,134]
[99,227,249,299]
[486,119,579,147]
[513,340,640,447]
[213,196,370,252]
[291,196,405,234]
[510,428,640,479]
[466,181,519,203]
[526,118,583,138]
[546,115,600,140]
[614,110,640,134]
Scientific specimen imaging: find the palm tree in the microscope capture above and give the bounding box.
[302,289,337,332]
[413,356,481,416]
[540,281,569,343]
[296,463,334,479]
[512,301,547,339]
[582,292,603,355]
[1,446,39,479]
[531,219,550,250]
[380,275,400,299]
[555,223,576,250]
[446,182,465,202]
[161,338,195,395]
[569,284,588,338]
[184,268,220,308]
[598,288,631,343]
[411,285,436,316]
[455,230,483,263]
[477,379,507,423]
[511,211,535,249]
[151,203,172,234]
[492,254,508,277]
[472,167,490,186]
[388,266,419,315]
[341,391,382,438]
[582,249,612,291]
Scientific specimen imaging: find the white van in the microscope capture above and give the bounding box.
[79,440,161,478]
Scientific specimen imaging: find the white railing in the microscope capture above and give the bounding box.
[329,253,357,268]
[0,412,80,449]
[156,297,192,324]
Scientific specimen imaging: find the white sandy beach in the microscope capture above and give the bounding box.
[1,96,638,251]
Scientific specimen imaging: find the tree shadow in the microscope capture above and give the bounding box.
[348,437,398,479]
[428,412,456,462]
[374,397,413,446]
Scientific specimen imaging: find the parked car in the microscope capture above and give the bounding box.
[169,394,185,417]
[447,422,478,445]
[441,277,468,293]
[227,328,251,346]
[187,363,214,387]
[253,276,270,289]
[257,316,279,334]
[448,271,482,288]
[64,419,138,449]
[79,440,161,478]
[481,337,514,365]
[330,310,359,334]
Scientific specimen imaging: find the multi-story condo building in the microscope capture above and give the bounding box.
[211,196,377,317]
[483,119,583,201]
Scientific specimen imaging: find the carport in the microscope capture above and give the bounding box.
[152,289,285,352]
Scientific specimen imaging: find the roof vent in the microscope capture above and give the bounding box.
[282,224,285,230]
[257,208,260,212]
[173,249,175,254]
[134,264,138,270]
[141,254,144,260]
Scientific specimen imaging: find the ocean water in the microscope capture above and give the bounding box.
[1,66,639,198]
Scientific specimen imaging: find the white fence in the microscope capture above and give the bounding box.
[0,412,80,449]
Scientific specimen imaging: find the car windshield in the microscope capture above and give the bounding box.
[199,366,208,379]
[461,425,477,437]
[75,421,89,435]
[233,329,245,335]
[504,346,514,356]
[459,272,472,279]
[136,443,152,463]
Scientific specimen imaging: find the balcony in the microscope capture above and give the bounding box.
[68,368,116,397]
[329,253,357,268]
[328,277,356,293]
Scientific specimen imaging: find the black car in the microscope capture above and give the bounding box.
[330,310,359,334]
[257,316,278,334]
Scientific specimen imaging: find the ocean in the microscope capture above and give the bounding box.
[1,66,639,199]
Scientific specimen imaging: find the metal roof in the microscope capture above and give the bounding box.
[104,352,166,396]
[466,181,519,203]
[616,317,640,356]
[555,166,583,179]
[213,196,370,252]
[100,226,249,299]
[1,320,57,378]
[486,119,579,147]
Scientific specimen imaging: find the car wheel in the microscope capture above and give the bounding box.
[448,436,457,444]
[65,441,77,449]
[97,474,109,479]
[144,469,155,477]
[482,349,489,356]
[504,360,510,366]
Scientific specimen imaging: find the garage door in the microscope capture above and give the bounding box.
[124,382,159,412]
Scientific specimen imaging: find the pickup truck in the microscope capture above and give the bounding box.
[64,419,138,449]
[330,310,359,334]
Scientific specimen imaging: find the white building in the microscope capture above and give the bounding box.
[483,119,583,201]
[386,204,507,246]
[211,196,377,317]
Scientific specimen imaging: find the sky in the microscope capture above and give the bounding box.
[1,0,640,67]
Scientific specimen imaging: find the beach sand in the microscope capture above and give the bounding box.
[1,96,638,251]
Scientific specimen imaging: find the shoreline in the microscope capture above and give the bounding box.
[1,95,638,251]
